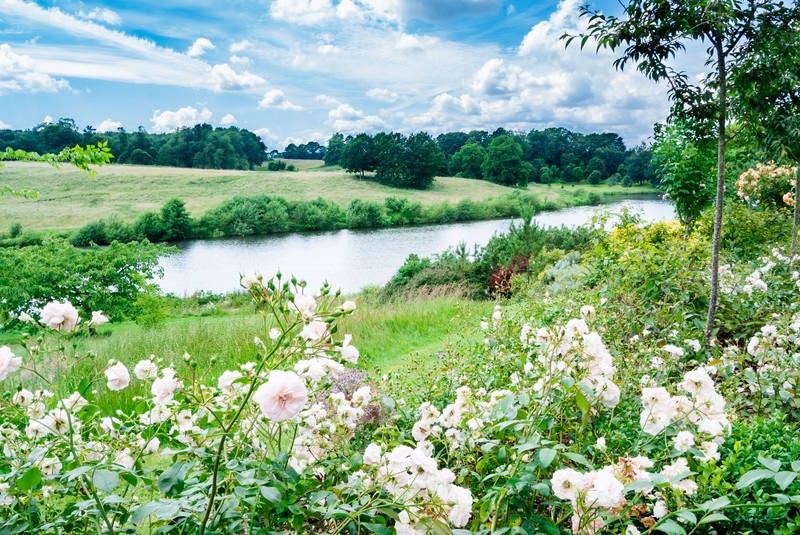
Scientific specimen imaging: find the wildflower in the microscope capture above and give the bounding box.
[105,361,130,391]
[586,468,625,508]
[253,370,308,421]
[339,334,360,363]
[89,311,109,327]
[40,300,79,332]
[151,368,182,404]
[134,359,158,380]
[551,468,584,501]
[673,431,694,453]
[0,346,22,381]
[341,300,357,312]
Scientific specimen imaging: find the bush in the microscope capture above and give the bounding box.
[0,238,167,323]
[346,199,385,228]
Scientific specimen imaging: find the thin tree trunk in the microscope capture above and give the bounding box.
[791,165,800,265]
[705,40,727,342]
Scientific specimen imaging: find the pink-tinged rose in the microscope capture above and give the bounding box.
[0,346,22,381]
[105,361,130,391]
[40,300,80,332]
[253,370,308,421]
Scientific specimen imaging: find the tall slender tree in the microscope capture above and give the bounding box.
[566,0,800,340]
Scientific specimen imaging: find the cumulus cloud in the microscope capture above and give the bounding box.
[326,102,386,133]
[77,7,121,25]
[254,127,278,146]
[317,44,340,54]
[208,63,265,91]
[366,87,399,102]
[396,33,439,50]
[0,44,71,94]
[0,119,11,129]
[95,118,122,132]
[259,89,304,111]
[316,94,341,106]
[229,55,251,65]
[150,106,213,132]
[229,40,252,53]
[269,0,399,26]
[220,113,237,126]
[407,0,670,143]
[187,37,215,57]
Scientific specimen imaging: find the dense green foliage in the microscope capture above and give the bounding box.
[64,187,635,246]
[0,119,267,170]
[0,238,165,325]
[331,126,656,189]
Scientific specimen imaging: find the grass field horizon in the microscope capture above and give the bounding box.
[2,159,658,232]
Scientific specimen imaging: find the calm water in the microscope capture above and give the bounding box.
[158,198,675,295]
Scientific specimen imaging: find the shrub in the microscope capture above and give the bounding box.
[346,199,385,228]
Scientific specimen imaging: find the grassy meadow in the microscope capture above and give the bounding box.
[1,293,492,411]
[1,160,657,232]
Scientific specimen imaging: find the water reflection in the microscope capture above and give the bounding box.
[159,199,675,295]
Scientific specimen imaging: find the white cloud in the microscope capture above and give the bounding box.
[229,40,252,53]
[220,113,237,126]
[326,102,386,133]
[366,87,399,102]
[77,7,121,25]
[41,114,53,124]
[259,89,304,111]
[150,106,213,133]
[95,118,122,132]
[208,63,265,91]
[269,0,400,26]
[0,43,71,94]
[229,55,251,65]
[506,3,515,15]
[187,37,215,57]
[270,0,336,25]
[1,1,218,89]
[317,44,340,54]
[0,119,11,129]
[406,0,670,143]
[254,127,275,141]
[316,94,341,106]
[396,32,439,50]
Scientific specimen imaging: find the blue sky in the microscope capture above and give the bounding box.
[0,0,674,149]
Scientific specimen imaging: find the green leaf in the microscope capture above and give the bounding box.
[16,467,42,491]
[758,456,781,472]
[675,510,697,524]
[157,461,191,495]
[699,496,730,512]
[92,469,118,493]
[260,486,282,503]
[698,513,730,525]
[363,522,393,535]
[655,518,686,535]
[65,465,92,482]
[736,469,775,489]
[538,448,557,468]
[562,452,593,469]
[791,461,800,472]
[575,389,590,416]
[774,471,797,490]
[131,500,181,524]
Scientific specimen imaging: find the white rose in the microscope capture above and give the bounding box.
[104,361,130,391]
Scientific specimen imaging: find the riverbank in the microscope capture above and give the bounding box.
[158,198,675,295]
[0,161,657,239]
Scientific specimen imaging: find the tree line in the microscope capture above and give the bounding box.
[0,118,268,170]
[316,127,655,189]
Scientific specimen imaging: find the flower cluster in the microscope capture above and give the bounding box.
[639,367,730,456]
[356,441,474,532]
[736,162,796,207]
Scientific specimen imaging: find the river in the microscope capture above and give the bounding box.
[158,198,675,295]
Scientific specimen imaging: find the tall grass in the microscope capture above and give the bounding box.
[12,294,491,412]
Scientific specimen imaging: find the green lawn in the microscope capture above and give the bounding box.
[0,161,656,232]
